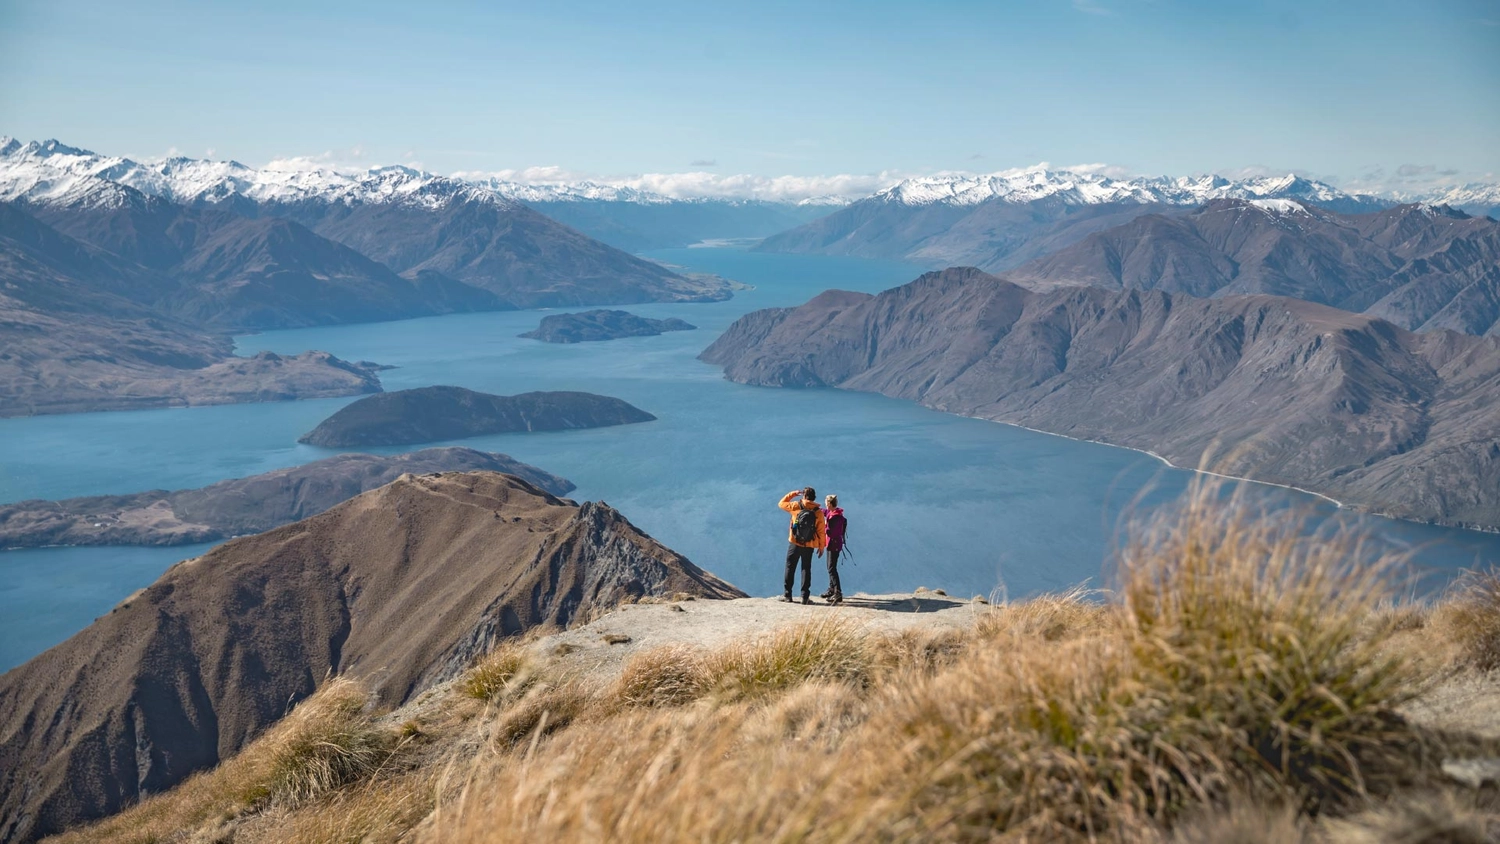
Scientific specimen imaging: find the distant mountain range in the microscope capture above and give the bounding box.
[756,169,1387,268]
[754,167,1500,272]
[0,137,831,252]
[0,138,735,415]
[702,267,1500,532]
[0,138,729,314]
[1007,199,1500,336]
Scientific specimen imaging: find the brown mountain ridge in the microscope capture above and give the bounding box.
[0,470,743,842]
[1008,200,1500,336]
[701,267,1500,531]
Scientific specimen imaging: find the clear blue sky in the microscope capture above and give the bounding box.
[2,0,1497,190]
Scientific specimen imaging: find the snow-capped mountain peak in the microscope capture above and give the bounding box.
[1247,197,1312,215]
[1,136,1496,214]
[873,168,1374,210]
[0,138,519,211]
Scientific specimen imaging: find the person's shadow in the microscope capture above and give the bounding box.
[835,595,961,614]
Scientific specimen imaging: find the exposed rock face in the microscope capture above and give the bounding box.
[0,202,385,416]
[1008,201,1500,336]
[0,471,744,842]
[519,309,697,343]
[299,386,657,447]
[0,447,573,548]
[702,267,1500,531]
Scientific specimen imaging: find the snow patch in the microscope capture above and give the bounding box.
[1248,198,1309,215]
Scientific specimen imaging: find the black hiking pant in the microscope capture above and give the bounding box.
[826,548,843,599]
[784,543,814,598]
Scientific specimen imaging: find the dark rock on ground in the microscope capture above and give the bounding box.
[299,386,656,447]
[0,447,573,548]
[519,309,696,343]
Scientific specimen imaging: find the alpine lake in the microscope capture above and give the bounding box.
[3,245,1498,670]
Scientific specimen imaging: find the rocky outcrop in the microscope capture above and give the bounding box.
[299,386,656,447]
[0,447,573,548]
[519,309,696,343]
[0,471,744,842]
[702,267,1500,531]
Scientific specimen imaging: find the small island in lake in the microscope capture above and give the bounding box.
[299,386,657,447]
[519,309,696,343]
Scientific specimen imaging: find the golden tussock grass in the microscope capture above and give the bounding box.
[46,677,399,844]
[55,480,1500,843]
[1432,567,1500,672]
[460,639,534,701]
[422,483,1469,843]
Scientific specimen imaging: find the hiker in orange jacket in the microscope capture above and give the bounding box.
[779,487,827,604]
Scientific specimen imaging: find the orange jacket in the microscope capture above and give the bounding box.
[779,492,827,549]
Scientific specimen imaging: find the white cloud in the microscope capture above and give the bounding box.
[453,166,909,202]
[1062,162,1133,179]
[263,147,370,173]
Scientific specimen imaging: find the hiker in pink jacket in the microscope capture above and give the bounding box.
[821,494,847,604]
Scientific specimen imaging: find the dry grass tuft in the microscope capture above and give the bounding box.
[234,677,396,808]
[46,678,394,844]
[868,625,969,677]
[611,644,709,708]
[701,617,871,701]
[973,584,1111,643]
[268,769,437,844]
[488,682,595,749]
[1320,791,1494,843]
[460,641,533,701]
[1110,484,1427,811]
[1433,567,1500,672]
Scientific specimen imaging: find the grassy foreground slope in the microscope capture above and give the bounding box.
[51,483,1500,843]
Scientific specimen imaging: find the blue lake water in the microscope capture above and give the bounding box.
[2,246,1498,671]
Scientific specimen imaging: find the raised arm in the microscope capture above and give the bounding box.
[779,491,802,513]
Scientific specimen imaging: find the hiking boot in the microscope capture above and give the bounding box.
[801,596,812,605]
[819,589,833,599]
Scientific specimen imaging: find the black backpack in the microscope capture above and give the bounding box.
[791,505,819,544]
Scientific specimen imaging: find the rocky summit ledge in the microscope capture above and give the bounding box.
[526,590,983,686]
[519,309,696,343]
